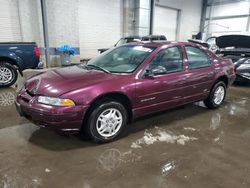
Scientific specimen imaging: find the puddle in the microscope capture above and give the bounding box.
[131,129,198,148]
[96,148,142,174]
[1,173,40,188]
[96,148,122,174]
[0,88,16,107]
[210,112,221,130]
[228,104,248,116]
[224,98,249,116]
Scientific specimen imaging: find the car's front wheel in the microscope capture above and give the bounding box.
[0,62,18,88]
[86,101,128,143]
[204,81,226,109]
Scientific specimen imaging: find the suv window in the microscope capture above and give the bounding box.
[185,46,211,69]
[147,47,183,75]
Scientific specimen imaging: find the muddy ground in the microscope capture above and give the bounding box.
[0,70,250,188]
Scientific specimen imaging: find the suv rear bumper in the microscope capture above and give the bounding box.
[37,61,44,69]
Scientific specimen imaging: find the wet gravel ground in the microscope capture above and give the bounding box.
[0,70,250,188]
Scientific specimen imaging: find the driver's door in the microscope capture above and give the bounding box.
[134,46,188,117]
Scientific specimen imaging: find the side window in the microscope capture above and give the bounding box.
[185,46,211,69]
[147,47,183,75]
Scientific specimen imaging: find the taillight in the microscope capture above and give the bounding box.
[34,44,40,58]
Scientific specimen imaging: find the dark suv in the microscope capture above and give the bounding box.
[141,35,167,41]
[98,35,167,53]
[98,36,141,53]
[0,42,41,87]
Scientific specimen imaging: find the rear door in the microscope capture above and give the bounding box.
[183,46,215,102]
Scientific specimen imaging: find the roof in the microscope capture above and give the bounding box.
[123,35,141,39]
[125,41,195,48]
[141,35,167,41]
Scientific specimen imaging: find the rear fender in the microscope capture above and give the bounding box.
[0,52,24,76]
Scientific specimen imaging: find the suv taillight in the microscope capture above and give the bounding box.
[34,44,40,58]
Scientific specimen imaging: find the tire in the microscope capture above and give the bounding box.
[0,62,18,88]
[85,101,128,143]
[204,81,226,109]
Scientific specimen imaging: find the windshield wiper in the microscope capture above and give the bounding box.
[86,64,110,73]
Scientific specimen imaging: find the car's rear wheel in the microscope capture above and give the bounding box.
[0,62,18,88]
[86,101,127,143]
[204,81,226,109]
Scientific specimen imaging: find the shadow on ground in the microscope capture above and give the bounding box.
[28,102,209,151]
[28,129,97,151]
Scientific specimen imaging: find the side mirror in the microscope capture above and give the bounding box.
[151,66,167,75]
[143,69,154,79]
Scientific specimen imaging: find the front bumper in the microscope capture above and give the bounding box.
[16,90,89,132]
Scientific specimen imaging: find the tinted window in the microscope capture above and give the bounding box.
[116,39,127,46]
[185,46,211,69]
[147,47,183,75]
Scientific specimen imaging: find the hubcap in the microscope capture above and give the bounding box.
[96,108,123,138]
[213,86,225,105]
[0,67,13,84]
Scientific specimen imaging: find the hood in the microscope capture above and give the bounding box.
[25,66,117,97]
[216,35,250,48]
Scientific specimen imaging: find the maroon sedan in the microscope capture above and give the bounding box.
[16,41,236,142]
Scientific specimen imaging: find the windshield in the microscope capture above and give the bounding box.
[87,45,155,73]
[206,37,216,46]
[116,39,127,46]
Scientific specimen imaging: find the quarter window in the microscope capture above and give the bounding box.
[147,47,183,75]
[185,46,211,69]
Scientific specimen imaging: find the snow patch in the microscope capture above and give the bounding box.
[131,130,198,148]
[32,178,42,185]
[131,143,141,148]
[183,127,196,131]
[45,168,51,173]
[176,135,196,145]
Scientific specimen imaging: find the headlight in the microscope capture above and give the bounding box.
[38,96,75,106]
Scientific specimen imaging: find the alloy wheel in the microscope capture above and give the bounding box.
[96,108,123,138]
[213,86,225,105]
[0,67,13,84]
